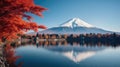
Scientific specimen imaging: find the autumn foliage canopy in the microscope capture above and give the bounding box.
[0,0,47,41]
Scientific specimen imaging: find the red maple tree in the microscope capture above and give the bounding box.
[0,0,47,42]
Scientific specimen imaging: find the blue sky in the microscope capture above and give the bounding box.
[33,0,120,32]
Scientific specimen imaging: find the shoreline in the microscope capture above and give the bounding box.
[0,44,9,67]
[0,45,5,67]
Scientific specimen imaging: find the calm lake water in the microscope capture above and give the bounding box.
[13,41,120,67]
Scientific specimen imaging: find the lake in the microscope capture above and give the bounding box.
[8,41,120,67]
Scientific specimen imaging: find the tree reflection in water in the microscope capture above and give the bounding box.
[13,40,120,48]
[4,44,22,67]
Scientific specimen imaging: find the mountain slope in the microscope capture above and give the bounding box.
[39,27,112,34]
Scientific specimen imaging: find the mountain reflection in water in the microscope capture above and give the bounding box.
[62,51,95,63]
[6,40,120,67]
[42,43,105,63]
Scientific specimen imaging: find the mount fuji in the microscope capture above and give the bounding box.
[38,18,113,34]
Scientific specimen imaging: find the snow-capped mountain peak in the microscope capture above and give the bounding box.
[60,18,94,28]
[38,17,113,34]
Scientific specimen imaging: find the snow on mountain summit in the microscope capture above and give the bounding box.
[60,18,94,28]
